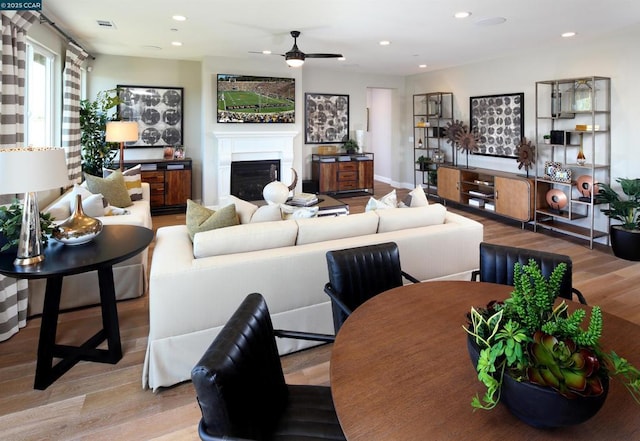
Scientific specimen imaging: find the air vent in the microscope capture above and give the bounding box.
[96,20,116,29]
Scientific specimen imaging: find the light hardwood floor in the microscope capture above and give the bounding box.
[1,182,639,440]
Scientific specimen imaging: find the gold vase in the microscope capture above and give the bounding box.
[52,194,103,245]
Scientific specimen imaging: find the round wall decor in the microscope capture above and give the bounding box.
[576,175,598,198]
[546,189,568,211]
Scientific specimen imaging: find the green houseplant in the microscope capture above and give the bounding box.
[416,155,431,171]
[0,199,55,252]
[596,177,640,261]
[80,88,122,176]
[341,139,359,154]
[464,260,640,427]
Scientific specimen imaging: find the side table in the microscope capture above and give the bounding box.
[0,225,154,390]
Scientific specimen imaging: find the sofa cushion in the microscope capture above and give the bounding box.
[186,200,239,241]
[295,211,379,245]
[193,219,298,258]
[103,164,143,201]
[84,171,133,208]
[376,203,447,233]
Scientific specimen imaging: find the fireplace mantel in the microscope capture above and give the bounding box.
[213,131,298,203]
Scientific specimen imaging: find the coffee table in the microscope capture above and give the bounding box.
[253,195,350,216]
[0,225,154,389]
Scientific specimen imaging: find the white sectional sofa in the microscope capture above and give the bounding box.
[27,182,153,316]
[143,203,483,390]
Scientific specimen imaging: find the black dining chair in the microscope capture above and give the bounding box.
[324,241,420,333]
[471,242,587,304]
[191,293,344,441]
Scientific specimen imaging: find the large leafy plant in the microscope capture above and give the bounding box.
[0,199,55,252]
[80,88,122,176]
[464,260,640,410]
[596,177,640,231]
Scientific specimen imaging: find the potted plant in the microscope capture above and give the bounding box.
[416,155,431,171]
[80,88,122,176]
[543,134,551,144]
[464,260,640,428]
[341,139,359,154]
[595,177,640,261]
[0,199,55,252]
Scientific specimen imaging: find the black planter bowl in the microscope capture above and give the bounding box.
[467,336,609,429]
[610,225,640,261]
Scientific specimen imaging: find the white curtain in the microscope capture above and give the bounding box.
[62,42,88,184]
[0,10,38,341]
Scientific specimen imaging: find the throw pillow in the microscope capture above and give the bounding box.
[103,164,143,201]
[69,184,108,217]
[400,186,429,208]
[365,189,398,211]
[84,171,133,208]
[186,199,239,241]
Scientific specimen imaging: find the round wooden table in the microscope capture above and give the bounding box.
[330,281,640,440]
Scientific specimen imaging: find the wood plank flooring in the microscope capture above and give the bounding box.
[1,182,639,440]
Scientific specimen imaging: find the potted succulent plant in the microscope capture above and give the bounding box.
[0,199,55,252]
[595,177,640,261]
[464,260,640,428]
[341,139,359,154]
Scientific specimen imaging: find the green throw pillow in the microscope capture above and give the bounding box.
[84,171,133,208]
[186,199,239,241]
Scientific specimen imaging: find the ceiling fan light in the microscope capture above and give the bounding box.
[285,50,305,67]
[286,58,304,67]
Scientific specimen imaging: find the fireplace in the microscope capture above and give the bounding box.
[230,160,280,201]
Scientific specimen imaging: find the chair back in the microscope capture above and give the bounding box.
[326,242,404,332]
[478,242,574,300]
[191,293,287,440]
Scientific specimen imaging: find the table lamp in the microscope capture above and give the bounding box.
[105,121,139,171]
[0,147,70,265]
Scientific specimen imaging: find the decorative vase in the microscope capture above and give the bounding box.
[467,336,608,428]
[52,194,103,245]
[432,149,445,164]
[577,145,586,166]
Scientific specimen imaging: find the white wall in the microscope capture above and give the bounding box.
[369,88,392,181]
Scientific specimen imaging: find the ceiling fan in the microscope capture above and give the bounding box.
[251,31,343,67]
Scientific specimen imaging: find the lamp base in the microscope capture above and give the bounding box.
[14,191,45,266]
[14,254,44,266]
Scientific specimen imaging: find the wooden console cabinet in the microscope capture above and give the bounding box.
[437,166,549,223]
[311,153,374,194]
[123,158,192,215]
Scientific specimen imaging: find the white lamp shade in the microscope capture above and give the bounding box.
[106,121,139,143]
[0,147,69,194]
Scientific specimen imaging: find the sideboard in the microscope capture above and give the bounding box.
[311,152,374,194]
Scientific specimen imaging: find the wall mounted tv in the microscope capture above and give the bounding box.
[216,74,295,123]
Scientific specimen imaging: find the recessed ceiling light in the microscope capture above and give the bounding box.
[454,11,471,19]
[171,41,183,47]
[474,16,507,26]
[379,40,391,46]
[172,15,187,21]
[419,64,427,68]
[562,32,576,38]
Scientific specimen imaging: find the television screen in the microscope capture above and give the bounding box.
[216,74,295,123]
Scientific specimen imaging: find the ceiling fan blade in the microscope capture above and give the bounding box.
[305,53,343,58]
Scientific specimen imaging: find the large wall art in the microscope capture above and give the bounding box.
[216,74,295,123]
[469,92,524,158]
[304,93,349,144]
[117,85,183,147]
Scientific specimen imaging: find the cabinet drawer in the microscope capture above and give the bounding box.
[339,181,359,191]
[338,171,357,181]
[338,162,357,171]
[141,171,165,183]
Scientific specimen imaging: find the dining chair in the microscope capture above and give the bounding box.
[471,241,587,304]
[191,293,343,441]
[324,241,420,333]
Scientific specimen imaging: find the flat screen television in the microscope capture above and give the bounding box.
[216,74,295,123]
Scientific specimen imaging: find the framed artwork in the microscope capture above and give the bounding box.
[216,74,295,123]
[117,85,183,147]
[470,92,524,158]
[305,93,349,144]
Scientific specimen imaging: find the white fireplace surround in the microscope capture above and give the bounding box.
[213,131,297,203]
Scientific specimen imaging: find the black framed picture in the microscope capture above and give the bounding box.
[470,92,524,158]
[305,93,349,144]
[117,85,183,147]
[216,74,295,123]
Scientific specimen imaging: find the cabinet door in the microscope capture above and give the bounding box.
[165,169,192,206]
[316,162,339,193]
[437,167,461,202]
[495,176,531,221]
[358,160,374,190]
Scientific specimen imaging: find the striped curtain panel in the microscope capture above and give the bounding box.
[0,10,38,341]
[62,43,88,183]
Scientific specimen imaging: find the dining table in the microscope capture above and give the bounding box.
[330,281,640,440]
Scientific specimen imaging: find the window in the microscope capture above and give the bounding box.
[25,41,55,147]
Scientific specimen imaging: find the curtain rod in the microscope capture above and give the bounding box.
[39,13,95,60]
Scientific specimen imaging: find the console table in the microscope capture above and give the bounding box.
[311,153,374,194]
[0,225,154,390]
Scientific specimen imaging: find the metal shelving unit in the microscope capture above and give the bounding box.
[533,76,611,249]
[413,92,454,197]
